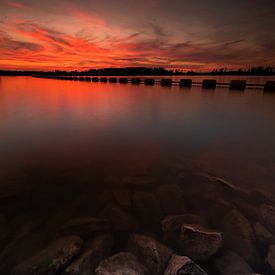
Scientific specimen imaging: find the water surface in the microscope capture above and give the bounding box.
[0,76,275,274]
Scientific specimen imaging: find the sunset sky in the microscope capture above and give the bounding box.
[1,0,275,71]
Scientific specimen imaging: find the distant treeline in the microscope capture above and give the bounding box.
[209,66,275,76]
[1,66,275,76]
[0,67,174,76]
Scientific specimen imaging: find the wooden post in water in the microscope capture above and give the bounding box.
[179,79,192,88]
[144,78,155,85]
[202,79,216,89]
[264,81,275,92]
[229,80,246,90]
[161,78,172,86]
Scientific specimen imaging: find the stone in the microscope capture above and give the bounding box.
[264,81,275,91]
[214,250,253,275]
[179,79,192,88]
[131,78,141,85]
[95,252,148,275]
[253,222,275,244]
[98,190,115,206]
[144,78,155,85]
[164,254,207,275]
[221,210,258,264]
[128,234,173,275]
[0,230,52,273]
[123,176,154,187]
[64,234,113,275]
[179,224,222,261]
[229,80,247,90]
[155,184,185,215]
[100,204,137,232]
[202,79,216,89]
[133,191,163,225]
[161,214,205,249]
[112,188,131,210]
[109,78,117,83]
[206,199,233,222]
[119,78,128,84]
[60,217,109,238]
[0,213,10,244]
[267,245,275,272]
[12,235,83,275]
[260,204,275,234]
[233,200,259,221]
[161,78,173,86]
[103,176,122,188]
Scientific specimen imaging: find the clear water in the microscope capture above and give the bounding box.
[1,76,274,185]
[0,76,275,274]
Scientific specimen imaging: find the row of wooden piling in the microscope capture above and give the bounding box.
[33,75,275,91]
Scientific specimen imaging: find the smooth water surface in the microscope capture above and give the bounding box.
[0,76,275,274]
[0,76,274,186]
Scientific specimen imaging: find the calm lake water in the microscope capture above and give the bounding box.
[0,75,275,274]
[1,76,274,184]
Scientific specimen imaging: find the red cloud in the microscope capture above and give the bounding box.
[0,18,274,71]
[4,0,31,10]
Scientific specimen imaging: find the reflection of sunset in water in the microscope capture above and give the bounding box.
[0,76,275,274]
[0,76,275,186]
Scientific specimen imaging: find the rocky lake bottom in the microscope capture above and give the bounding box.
[1,158,275,275]
[1,76,275,274]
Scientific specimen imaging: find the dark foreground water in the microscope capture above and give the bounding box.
[0,76,275,274]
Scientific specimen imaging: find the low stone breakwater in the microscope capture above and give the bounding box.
[0,160,275,274]
[32,75,275,91]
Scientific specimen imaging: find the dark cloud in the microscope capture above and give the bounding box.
[0,31,43,51]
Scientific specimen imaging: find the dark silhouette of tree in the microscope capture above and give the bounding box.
[1,66,275,76]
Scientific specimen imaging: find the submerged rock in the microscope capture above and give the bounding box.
[100,204,137,232]
[266,245,275,272]
[234,200,259,221]
[0,230,52,273]
[260,204,275,234]
[64,234,113,275]
[112,188,131,210]
[128,234,173,275]
[95,252,148,275]
[103,176,122,188]
[164,254,208,275]
[221,209,258,264]
[133,191,163,225]
[162,214,205,249]
[206,199,233,222]
[179,224,222,261]
[253,222,275,244]
[155,184,185,215]
[214,250,253,275]
[61,217,109,238]
[98,190,115,206]
[0,213,10,244]
[12,235,83,275]
[123,176,154,187]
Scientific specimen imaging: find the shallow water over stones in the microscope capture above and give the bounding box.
[0,159,274,274]
[0,76,275,274]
